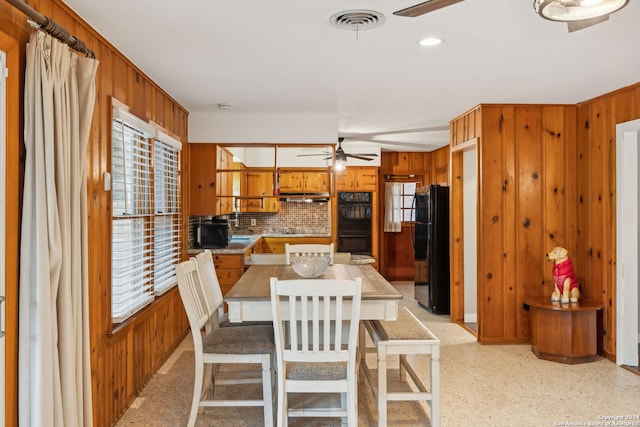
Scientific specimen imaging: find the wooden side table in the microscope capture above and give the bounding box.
[525,297,602,364]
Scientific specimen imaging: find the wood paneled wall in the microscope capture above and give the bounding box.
[575,83,640,358]
[450,104,578,344]
[0,1,191,425]
[450,87,640,357]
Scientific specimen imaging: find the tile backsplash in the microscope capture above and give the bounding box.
[189,201,331,246]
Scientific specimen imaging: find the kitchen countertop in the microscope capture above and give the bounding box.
[187,233,332,255]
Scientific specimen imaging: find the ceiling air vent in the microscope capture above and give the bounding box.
[330,10,385,31]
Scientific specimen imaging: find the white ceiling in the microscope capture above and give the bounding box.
[63,0,640,153]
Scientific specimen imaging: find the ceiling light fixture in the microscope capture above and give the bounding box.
[533,0,628,23]
[334,157,346,172]
[418,37,443,47]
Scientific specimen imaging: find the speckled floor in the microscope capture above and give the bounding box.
[115,284,640,427]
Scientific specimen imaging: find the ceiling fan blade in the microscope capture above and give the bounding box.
[346,154,375,161]
[567,14,609,32]
[323,156,333,160]
[296,152,331,157]
[349,153,379,157]
[394,0,464,17]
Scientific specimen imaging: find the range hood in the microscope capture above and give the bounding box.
[279,192,330,203]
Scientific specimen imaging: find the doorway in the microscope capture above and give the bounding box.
[463,148,477,327]
[615,118,640,367]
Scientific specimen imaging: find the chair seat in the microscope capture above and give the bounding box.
[287,361,347,381]
[203,324,275,355]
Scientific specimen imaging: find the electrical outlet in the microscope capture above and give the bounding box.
[250,219,257,226]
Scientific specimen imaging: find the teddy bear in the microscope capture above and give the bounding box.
[546,246,580,304]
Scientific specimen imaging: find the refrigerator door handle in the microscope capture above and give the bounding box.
[410,194,416,253]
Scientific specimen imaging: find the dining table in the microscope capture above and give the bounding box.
[224,263,403,323]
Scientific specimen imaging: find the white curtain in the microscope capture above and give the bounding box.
[19,32,98,427]
[384,182,402,232]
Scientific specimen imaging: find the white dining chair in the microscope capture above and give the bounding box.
[250,253,288,265]
[284,242,335,264]
[269,276,362,426]
[175,259,275,427]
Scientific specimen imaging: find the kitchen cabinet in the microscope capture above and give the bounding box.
[211,253,245,296]
[239,171,279,213]
[335,167,377,191]
[216,146,235,215]
[189,144,218,215]
[279,171,330,193]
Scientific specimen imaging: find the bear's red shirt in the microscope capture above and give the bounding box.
[552,258,579,292]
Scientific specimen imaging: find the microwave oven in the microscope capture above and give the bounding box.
[196,220,230,248]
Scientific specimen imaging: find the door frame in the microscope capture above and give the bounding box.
[0,46,7,427]
[615,118,640,366]
[0,30,19,427]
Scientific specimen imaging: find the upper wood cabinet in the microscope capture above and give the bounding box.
[335,167,377,191]
[240,171,279,212]
[189,144,218,215]
[279,171,331,193]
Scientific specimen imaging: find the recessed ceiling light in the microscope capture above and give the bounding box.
[418,37,443,47]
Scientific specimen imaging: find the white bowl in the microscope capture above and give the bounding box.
[290,255,331,278]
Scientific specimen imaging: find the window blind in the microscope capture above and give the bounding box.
[111,116,155,323]
[153,140,181,295]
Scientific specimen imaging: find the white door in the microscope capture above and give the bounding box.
[0,48,7,427]
[616,118,640,367]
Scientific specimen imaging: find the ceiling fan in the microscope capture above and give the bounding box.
[297,138,379,162]
[394,0,628,33]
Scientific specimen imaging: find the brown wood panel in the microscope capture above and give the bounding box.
[478,107,506,341]
[112,54,129,105]
[144,79,156,123]
[588,99,607,350]
[409,152,425,172]
[542,106,568,298]
[499,106,518,339]
[131,70,146,119]
[514,106,543,341]
[155,91,165,128]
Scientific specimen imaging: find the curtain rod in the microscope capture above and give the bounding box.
[6,0,95,58]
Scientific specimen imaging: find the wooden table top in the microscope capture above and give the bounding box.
[225,264,403,302]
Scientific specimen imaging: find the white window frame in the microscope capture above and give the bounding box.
[153,132,182,296]
[110,106,182,323]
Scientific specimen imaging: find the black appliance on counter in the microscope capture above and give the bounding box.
[196,218,231,248]
[411,185,450,314]
[337,192,372,255]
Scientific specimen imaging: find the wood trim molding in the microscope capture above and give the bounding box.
[451,137,478,153]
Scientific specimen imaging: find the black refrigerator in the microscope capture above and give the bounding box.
[411,185,450,314]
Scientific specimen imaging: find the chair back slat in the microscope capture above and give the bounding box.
[289,295,298,351]
[323,297,331,351]
[334,295,343,350]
